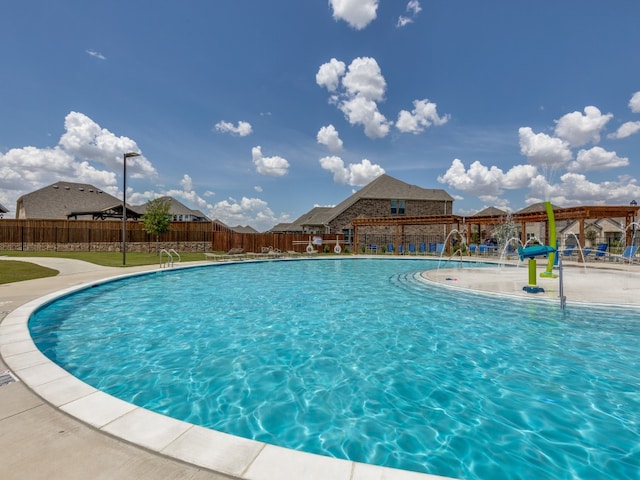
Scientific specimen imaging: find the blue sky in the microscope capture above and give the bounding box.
[2,1,640,230]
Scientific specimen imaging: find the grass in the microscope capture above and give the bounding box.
[0,250,206,267]
[0,260,59,285]
[0,251,208,284]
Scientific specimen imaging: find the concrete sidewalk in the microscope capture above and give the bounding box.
[0,257,231,480]
[1,256,638,480]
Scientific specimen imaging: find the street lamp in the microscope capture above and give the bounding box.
[122,152,141,265]
[631,200,638,242]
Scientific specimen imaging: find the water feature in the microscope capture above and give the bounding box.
[437,228,467,271]
[28,259,640,480]
[497,237,523,269]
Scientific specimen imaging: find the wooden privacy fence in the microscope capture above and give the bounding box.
[0,220,346,254]
[0,219,214,252]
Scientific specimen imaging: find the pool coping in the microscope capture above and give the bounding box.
[0,261,455,480]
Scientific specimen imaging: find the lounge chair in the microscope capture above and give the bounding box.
[418,242,427,255]
[469,244,477,255]
[593,243,609,260]
[561,245,576,257]
[607,245,639,263]
[386,243,394,254]
[398,244,405,255]
[408,243,416,255]
[435,242,445,255]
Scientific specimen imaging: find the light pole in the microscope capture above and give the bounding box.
[631,200,638,244]
[122,152,141,265]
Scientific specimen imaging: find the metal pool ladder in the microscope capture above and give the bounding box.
[160,249,181,268]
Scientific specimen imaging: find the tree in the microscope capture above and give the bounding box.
[142,198,172,252]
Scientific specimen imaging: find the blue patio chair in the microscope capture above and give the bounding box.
[592,243,609,260]
[609,245,639,263]
[419,242,427,255]
[369,244,378,254]
[408,243,416,255]
[398,244,405,255]
[436,242,445,254]
[561,245,576,257]
[386,243,394,254]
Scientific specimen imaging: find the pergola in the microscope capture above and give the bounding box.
[352,205,640,257]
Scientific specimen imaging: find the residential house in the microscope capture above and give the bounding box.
[16,182,125,220]
[271,174,454,243]
[144,196,210,222]
[15,183,211,222]
[559,217,625,247]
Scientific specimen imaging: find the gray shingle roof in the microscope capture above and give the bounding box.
[325,174,454,222]
[16,182,122,219]
[142,196,210,221]
[472,206,507,216]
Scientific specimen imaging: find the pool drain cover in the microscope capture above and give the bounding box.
[0,370,18,387]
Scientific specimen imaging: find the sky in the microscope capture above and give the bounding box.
[2,1,640,231]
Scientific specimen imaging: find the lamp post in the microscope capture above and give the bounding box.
[631,200,638,244]
[122,152,141,265]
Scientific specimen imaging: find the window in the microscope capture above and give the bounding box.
[390,199,405,215]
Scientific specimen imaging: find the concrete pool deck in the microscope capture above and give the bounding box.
[1,256,639,479]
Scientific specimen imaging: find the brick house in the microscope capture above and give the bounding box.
[271,174,454,243]
[15,182,209,222]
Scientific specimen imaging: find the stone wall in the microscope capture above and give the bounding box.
[0,241,209,253]
[329,198,451,233]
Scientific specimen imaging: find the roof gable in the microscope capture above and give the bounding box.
[328,174,453,220]
[17,181,121,219]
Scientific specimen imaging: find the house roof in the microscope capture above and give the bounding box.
[16,182,122,219]
[299,174,454,227]
[143,196,210,221]
[472,206,507,217]
[516,202,559,214]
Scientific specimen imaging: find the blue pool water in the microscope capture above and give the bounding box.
[30,259,639,479]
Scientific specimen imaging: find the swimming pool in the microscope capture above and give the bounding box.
[29,258,640,479]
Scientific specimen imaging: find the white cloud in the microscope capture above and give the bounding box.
[518,127,572,168]
[214,120,253,137]
[60,111,156,179]
[341,57,386,101]
[553,106,613,147]
[208,196,287,232]
[319,156,385,186]
[407,0,422,15]
[86,49,106,60]
[317,125,344,152]
[329,0,378,30]
[629,91,640,113]
[251,146,289,176]
[317,57,391,138]
[397,1,421,28]
[396,99,450,134]
[608,120,640,139]
[317,57,447,139]
[533,172,640,206]
[437,158,537,196]
[397,17,413,28]
[315,58,346,92]
[567,146,629,172]
[0,111,157,213]
[339,95,390,139]
[254,185,263,193]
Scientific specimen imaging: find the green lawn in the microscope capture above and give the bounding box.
[0,251,207,284]
[0,250,206,266]
[0,260,59,284]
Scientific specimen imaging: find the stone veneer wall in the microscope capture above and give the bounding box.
[0,241,209,253]
[328,198,452,234]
